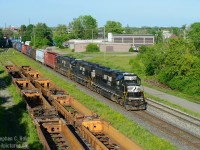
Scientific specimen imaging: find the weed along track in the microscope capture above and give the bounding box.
[4,64,141,150]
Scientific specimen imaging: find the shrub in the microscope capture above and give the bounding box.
[129,47,134,52]
[86,43,100,52]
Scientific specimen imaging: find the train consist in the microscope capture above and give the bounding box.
[5,65,141,150]
[12,42,147,110]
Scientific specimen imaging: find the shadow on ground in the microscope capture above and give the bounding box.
[0,73,12,90]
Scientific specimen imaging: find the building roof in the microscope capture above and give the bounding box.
[113,34,154,37]
[68,39,103,44]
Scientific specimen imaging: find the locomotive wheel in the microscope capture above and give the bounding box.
[124,105,131,111]
[119,99,124,106]
[111,94,115,101]
[96,88,100,94]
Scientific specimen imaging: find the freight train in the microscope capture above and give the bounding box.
[12,42,147,110]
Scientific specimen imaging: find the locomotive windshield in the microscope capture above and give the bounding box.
[124,75,141,85]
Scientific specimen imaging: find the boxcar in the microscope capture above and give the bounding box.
[44,51,58,69]
[36,49,46,63]
[12,42,17,50]
[16,42,22,52]
[30,49,36,60]
[26,46,32,57]
[22,44,28,54]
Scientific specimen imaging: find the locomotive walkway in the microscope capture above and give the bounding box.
[144,86,200,114]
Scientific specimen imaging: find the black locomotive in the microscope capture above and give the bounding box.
[55,55,147,110]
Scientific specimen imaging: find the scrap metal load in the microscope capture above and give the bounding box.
[5,65,142,150]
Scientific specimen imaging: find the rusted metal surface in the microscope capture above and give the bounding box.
[44,51,58,69]
[5,65,17,72]
[21,44,28,54]
[34,118,85,150]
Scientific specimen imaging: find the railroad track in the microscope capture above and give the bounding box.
[4,49,200,150]
[134,110,200,150]
[41,58,200,149]
[4,63,141,150]
[147,98,200,128]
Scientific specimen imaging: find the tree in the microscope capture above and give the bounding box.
[171,27,180,36]
[19,25,26,41]
[156,38,196,81]
[188,22,200,56]
[31,23,53,48]
[0,28,5,47]
[53,24,69,47]
[70,15,98,39]
[124,24,132,34]
[19,24,34,43]
[104,21,123,35]
[139,45,164,75]
[2,28,14,38]
[154,29,163,44]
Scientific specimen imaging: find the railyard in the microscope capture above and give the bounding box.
[0,49,200,150]
[3,63,142,150]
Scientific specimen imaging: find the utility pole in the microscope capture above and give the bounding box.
[92,29,93,42]
[103,26,105,42]
[34,28,36,47]
[103,26,106,61]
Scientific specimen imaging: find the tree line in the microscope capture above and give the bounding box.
[0,15,126,48]
[0,15,189,48]
[138,22,200,98]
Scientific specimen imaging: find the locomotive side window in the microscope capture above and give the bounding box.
[124,76,141,85]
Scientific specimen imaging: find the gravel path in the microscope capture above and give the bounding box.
[0,77,14,109]
[144,86,200,114]
[0,76,18,149]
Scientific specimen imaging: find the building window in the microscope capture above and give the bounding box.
[145,38,153,43]
[134,38,144,43]
[123,38,133,43]
[114,38,122,43]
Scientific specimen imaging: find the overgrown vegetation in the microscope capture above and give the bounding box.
[4,49,176,150]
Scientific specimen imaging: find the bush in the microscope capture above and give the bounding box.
[86,43,100,52]
[129,47,134,52]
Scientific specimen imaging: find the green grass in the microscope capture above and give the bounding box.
[3,49,178,150]
[0,58,42,149]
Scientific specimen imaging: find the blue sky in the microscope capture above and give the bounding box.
[0,0,199,28]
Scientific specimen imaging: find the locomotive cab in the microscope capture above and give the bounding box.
[121,73,147,110]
